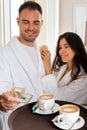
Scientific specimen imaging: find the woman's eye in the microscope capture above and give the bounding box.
[59,46,62,50]
[65,45,69,48]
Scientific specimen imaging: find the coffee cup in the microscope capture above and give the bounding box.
[57,104,80,125]
[37,93,55,111]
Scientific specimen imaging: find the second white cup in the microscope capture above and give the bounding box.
[57,104,80,124]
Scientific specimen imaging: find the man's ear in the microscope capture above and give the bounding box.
[16,17,19,25]
[41,20,43,26]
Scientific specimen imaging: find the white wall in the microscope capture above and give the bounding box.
[59,0,87,36]
[0,0,11,47]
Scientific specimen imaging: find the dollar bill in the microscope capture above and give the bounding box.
[11,87,33,103]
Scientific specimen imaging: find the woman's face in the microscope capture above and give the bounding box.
[59,38,75,64]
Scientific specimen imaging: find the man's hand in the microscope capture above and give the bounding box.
[0,91,20,110]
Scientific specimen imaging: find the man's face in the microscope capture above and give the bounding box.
[17,9,43,46]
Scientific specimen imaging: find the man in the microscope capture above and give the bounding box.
[0,1,57,130]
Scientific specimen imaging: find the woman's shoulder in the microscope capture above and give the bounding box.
[77,66,87,79]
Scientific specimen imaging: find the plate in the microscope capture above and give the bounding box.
[32,103,60,115]
[52,115,85,130]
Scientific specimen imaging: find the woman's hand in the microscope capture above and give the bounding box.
[40,45,52,75]
[0,91,20,110]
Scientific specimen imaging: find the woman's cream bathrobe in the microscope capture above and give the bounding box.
[42,64,87,105]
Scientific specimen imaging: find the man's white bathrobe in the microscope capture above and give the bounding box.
[0,37,57,130]
[42,64,87,105]
[0,37,56,100]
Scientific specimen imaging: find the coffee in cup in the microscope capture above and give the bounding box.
[37,93,55,111]
[57,104,80,124]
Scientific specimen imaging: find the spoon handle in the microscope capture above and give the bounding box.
[68,118,80,130]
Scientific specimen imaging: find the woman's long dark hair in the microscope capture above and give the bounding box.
[52,32,87,80]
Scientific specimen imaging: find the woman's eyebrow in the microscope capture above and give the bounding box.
[59,43,68,46]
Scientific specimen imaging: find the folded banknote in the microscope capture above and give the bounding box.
[11,87,33,103]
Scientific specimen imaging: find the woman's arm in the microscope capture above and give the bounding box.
[40,45,52,75]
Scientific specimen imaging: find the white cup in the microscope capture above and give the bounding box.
[57,104,80,124]
[37,93,55,111]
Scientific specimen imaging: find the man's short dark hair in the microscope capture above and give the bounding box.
[19,1,42,15]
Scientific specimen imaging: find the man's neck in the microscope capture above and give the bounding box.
[17,37,35,47]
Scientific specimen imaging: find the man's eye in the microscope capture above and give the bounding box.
[23,22,28,24]
[22,21,29,24]
[34,22,40,25]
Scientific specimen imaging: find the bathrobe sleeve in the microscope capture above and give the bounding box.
[41,73,87,105]
[0,50,13,94]
[41,74,58,99]
[56,75,87,105]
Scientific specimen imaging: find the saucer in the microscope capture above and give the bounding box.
[52,115,85,130]
[32,103,60,115]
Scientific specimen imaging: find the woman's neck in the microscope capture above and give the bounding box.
[67,62,73,71]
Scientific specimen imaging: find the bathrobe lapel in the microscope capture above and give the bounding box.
[10,39,45,95]
[56,64,72,87]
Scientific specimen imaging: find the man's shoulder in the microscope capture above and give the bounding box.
[6,36,17,46]
[0,37,17,51]
[0,37,17,57]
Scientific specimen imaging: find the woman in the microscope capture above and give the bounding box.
[41,32,87,105]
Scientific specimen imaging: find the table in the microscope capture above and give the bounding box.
[8,100,87,130]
